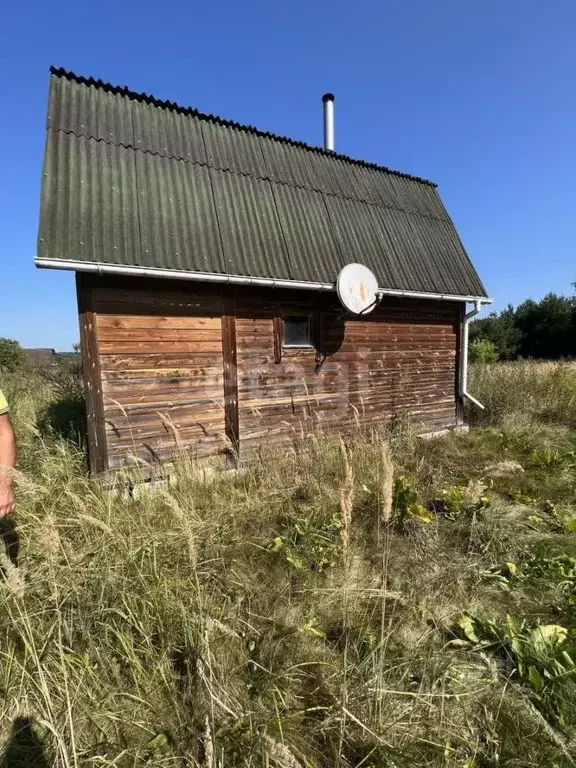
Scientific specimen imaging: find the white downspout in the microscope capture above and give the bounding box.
[460,299,485,410]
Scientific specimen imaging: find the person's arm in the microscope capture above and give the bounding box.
[0,413,16,517]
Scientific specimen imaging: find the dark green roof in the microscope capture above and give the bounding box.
[37,67,488,299]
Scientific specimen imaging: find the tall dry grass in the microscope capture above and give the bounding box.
[468,360,576,429]
[0,366,575,765]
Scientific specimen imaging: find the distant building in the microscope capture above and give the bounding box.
[24,348,57,368]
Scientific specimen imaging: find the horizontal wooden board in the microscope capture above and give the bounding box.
[103,389,224,409]
[236,320,275,332]
[341,322,455,333]
[105,418,227,445]
[107,438,228,468]
[104,397,224,419]
[100,354,223,372]
[97,315,222,331]
[237,351,455,364]
[102,371,224,387]
[235,361,454,378]
[237,370,455,391]
[106,423,228,447]
[321,332,456,344]
[95,286,223,307]
[238,364,455,379]
[316,341,456,352]
[95,301,223,318]
[98,328,224,343]
[99,340,224,354]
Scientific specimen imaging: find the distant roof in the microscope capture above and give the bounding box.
[37,67,488,299]
[24,348,56,366]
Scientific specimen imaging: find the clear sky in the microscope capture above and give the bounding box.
[1,0,575,350]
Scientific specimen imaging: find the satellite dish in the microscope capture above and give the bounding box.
[336,263,380,315]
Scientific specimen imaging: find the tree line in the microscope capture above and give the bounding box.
[470,285,576,361]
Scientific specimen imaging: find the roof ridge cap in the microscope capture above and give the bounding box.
[49,66,438,188]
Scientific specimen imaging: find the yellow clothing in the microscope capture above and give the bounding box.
[0,389,8,415]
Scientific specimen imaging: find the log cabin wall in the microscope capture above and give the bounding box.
[79,274,228,471]
[234,286,461,453]
[77,274,463,472]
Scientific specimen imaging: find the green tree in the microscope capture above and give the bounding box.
[470,305,521,360]
[0,338,27,372]
[469,287,576,361]
[469,338,499,364]
[515,293,575,359]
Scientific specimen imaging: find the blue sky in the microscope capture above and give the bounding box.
[1,0,575,350]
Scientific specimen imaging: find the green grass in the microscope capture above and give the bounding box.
[1,362,576,766]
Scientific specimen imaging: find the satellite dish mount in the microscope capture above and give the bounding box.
[336,263,381,315]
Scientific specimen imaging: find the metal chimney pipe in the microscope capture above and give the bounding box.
[322,93,335,151]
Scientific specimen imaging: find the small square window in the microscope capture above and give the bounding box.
[283,315,312,348]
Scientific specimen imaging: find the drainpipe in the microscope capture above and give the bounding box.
[460,299,485,410]
[34,258,493,306]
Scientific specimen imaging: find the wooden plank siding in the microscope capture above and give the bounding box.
[77,274,462,473]
[221,294,240,463]
[235,294,460,452]
[76,274,108,473]
[87,276,228,469]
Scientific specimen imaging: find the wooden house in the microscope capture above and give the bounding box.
[36,68,490,474]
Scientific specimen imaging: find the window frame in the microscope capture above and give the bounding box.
[281,313,314,350]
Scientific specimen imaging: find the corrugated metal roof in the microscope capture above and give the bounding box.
[133,98,207,165]
[210,168,290,279]
[40,130,141,268]
[136,152,224,273]
[272,183,341,282]
[38,67,488,299]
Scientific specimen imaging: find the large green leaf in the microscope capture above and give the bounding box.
[407,503,434,523]
[528,665,544,695]
[531,624,568,653]
[458,613,480,643]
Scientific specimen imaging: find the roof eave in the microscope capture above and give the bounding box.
[35,257,492,305]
